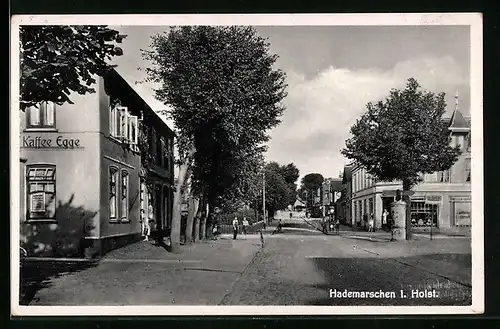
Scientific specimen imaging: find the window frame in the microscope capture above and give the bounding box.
[109,166,119,221]
[26,165,57,222]
[26,102,56,129]
[120,169,130,222]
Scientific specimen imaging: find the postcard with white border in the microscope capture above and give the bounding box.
[10,13,484,316]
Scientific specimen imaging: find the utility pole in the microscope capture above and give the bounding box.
[262,171,266,223]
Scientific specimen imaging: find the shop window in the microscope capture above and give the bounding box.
[109,106,138,144]
[27,102,56,129]
[410,202,438,227]
[121,170,129,221]
[109,166,118,220]
[26,166,56,221]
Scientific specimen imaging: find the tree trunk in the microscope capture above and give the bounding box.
[402,179,413,240]
[188,196,201,244]
[170,149,195,253]
[184,195,196,245]
[200,197,208,240]
[193,192,203,242]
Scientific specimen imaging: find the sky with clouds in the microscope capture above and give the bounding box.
[110,25,470,181]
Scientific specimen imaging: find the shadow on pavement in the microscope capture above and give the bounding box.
[20,259,98,305]
[306,253,471,306]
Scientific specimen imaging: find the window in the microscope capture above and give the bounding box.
[109,106,138,144]
[26,166,56,220]
[437,170,450,183]
[410,202,438,227]
[27,102,56,128]
[121,170,129,220]
[109,166,118,220]
[156,135,162,165]
[425,172,439,183]
[161,137,169,168]
[465,158,471,182]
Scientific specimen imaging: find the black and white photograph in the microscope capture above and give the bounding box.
[10,14,483,316]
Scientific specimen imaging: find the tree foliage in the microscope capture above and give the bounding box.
[341,78,461,190]
[20,25,126,110]
[142,26,288,218]
[299,173,324,211]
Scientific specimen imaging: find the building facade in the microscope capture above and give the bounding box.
[349,105,471,234]
[19,69,175,258]
[336,165,353,225]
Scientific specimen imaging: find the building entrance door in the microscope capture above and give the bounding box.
[382,197,394,227]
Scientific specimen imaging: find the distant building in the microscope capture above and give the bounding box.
[349,95,471,234]
[19,68,175,258]
[322,177,343,217]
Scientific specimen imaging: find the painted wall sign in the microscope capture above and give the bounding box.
[454,202,471,226]
[22,135,83,149]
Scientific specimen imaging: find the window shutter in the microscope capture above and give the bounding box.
[110,107,116,136]
[117,107,129,140]
[129,115,138,145]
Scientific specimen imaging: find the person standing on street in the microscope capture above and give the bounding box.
[242,217,249,238]
[368,213,374,232]
[232,217,239,240]
[382,209,389,231]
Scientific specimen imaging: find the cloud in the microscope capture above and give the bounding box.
[265,56,470,180]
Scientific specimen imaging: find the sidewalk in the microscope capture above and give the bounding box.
[29,237,261,305]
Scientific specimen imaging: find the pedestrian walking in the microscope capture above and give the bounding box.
[334,217,340,234]
[212,222,219,240]
[232,217,239,240]
[368,213,374,232]
[242,217,249,238]
[272,218,282,235]
[143,204,153,241]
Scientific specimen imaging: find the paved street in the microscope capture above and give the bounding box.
[22,223,472,306]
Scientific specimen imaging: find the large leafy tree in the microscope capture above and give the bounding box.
[20,25,126,110]
[300,173,324,212]
[142,26,287,250]
[262,163,290,218]
[341,78,461,239]
[279,163,300,206]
